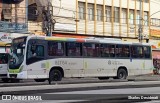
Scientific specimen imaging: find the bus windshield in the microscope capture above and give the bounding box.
[9,37,26,69]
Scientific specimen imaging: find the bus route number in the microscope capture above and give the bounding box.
[55,61,68,65]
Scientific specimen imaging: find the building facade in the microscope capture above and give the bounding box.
[1,0,160,44]
[50,0,149,41]
[0,0,27,33]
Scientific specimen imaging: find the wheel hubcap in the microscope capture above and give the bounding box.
[119,72,124,79]
[53,72,59,81]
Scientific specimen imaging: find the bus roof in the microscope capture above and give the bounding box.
[25,35,151,46]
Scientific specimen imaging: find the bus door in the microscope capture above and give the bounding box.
[130,45,145,75]
[26,39,47,78]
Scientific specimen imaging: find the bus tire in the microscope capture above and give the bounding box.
[49,69,62,84]
[34,79,46,82]
[116,69,127,79]
[98,77,109,80]
[1,78,10,83]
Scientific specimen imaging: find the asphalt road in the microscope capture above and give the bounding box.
[1,75,160,103]
[2,87,160,103]
[0,74,160,87]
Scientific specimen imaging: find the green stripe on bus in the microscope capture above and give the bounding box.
[9,69,20,73]
[46,62,50,69]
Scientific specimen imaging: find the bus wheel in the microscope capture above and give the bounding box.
[1,78,10,83]
[98,77,109,80]
[34,79,46,82]
[49,69,62,84]
[116,69,127,79]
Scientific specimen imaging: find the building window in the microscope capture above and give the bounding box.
[28,3,38,21]
[106,6,111,22]
[78,2,85,20]
[129,10,134,24]
[122,8,127,24]
[144,0,149,3]
[88,4,94,21]
[137,11,140,25]
[144,11,148,26]
[97,5,102,21]
[136,0,148,3]
[1,3,12,21]
[114,7,119,23]
[151,18,156,26]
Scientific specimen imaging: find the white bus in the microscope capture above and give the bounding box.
[0,43,10,82]
[8,35,154,84]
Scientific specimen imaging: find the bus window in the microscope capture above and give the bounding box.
[131,46,144,58]
[101,44,115,57]
[0,54,8,64]
[144,46,151,58]
[66,42,81,56]
[48,41,64,56]
[83,43,99,57]
[131,46,137,58]
[116,45,129,58]
[27,45,44,59]
[36,45,44,57]
[137,46,144,58]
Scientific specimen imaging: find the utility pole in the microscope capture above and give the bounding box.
[139,0,143,43]
[47,2,53,36]
[15,3,18,31]
[42,1,53,36]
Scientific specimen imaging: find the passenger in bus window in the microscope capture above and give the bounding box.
[75,48,80,56]
[131,47,137,58]
[109,46,114,57]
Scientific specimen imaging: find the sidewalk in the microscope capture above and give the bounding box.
[128,74,160,81]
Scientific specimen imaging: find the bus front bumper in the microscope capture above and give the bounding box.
[8,71,27,79]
